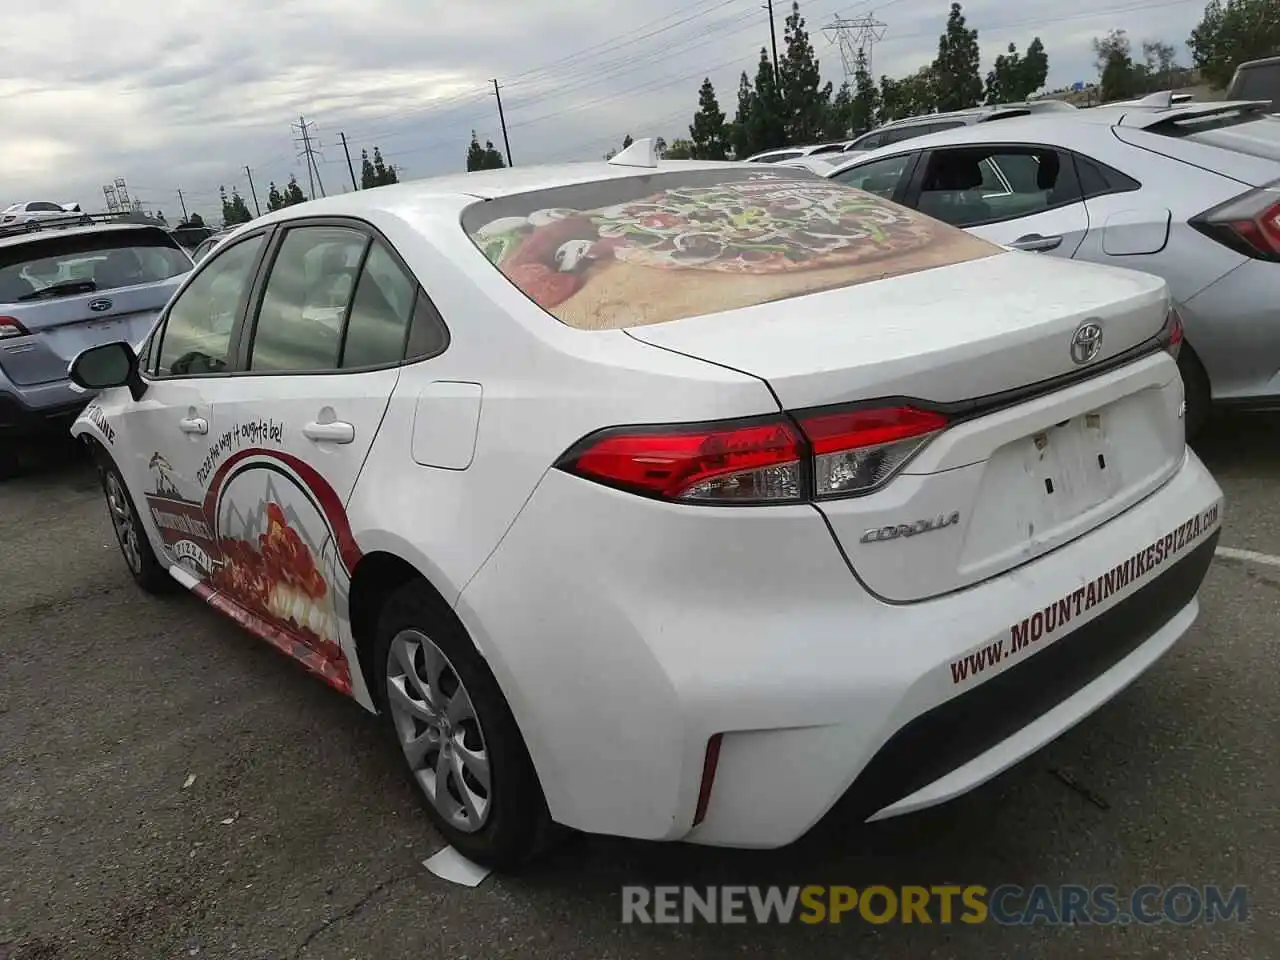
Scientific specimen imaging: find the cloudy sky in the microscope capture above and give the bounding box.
[1,0,1209,222]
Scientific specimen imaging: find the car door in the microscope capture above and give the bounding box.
[829,152,921,202]
[190,219,425,689]
[904,144,1090,259]
[119,228,272,576]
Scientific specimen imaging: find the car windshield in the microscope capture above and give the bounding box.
[0,229,190,302]
[461,167,999,331]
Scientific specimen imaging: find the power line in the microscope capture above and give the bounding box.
[291,116,325,199]
[825,12,888,78]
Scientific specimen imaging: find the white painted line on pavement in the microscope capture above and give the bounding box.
[1215,546,1280,568]
[423,846,491,887]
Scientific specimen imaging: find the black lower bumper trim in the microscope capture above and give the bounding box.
[840,529,1219,823]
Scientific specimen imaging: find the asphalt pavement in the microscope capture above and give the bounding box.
[2,416,1278,959]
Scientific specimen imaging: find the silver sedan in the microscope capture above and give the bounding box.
[825,96,1280,435]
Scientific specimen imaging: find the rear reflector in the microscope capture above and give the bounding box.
[693,733,723,827]
[556,405,949,504]
[1190,181,1280,262]
[1163,307,1183,359]
[0,316,29,339]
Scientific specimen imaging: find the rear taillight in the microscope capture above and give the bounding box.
[1162,306,1183,359]
[1190,183,1280,262]
[555,404,948,505]
[798,405,949,498]
[0,316,29,339]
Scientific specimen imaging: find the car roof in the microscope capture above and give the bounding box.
[827,116,1094,173]
[243,159,754,226]
[0,222,170,250]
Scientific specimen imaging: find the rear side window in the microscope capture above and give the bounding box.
[1074,155,1141,197]
[1230,62,1280,101]
[461,168,1000,331]
[0,228,191,303]
[340,241,418,368]
[250,226,367,372]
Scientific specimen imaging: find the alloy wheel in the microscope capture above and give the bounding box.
[104,471,142,575]
[386,628,492,833]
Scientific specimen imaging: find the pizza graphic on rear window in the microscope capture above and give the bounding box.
[464,171,999,330]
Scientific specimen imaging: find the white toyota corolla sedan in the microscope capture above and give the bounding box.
[66,140,1224,869]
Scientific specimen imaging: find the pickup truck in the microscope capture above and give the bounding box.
[1227,56,1280,109]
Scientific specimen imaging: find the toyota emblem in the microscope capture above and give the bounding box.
[88,298,113,313]
[1070,320,1103,365]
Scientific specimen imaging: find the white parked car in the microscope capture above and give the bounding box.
[68,142,1223,869]
[825,97,1280,436]
[1,200,90,228]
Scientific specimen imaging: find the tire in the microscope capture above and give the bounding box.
[1178,344,1211,441]
[98,457,175,594]
[374,582,556,870]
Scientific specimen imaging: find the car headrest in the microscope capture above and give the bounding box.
[1036,152,1060,190]
[933,156,985,191]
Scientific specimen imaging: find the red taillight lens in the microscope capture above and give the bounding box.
[0,316,29,339]
[558,417,804,503]
[1163,307,1183,358]
[557,405,949,504]
[798,405,949,498]
[1190,183,1280,262]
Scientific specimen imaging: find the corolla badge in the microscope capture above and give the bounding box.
[860,511,961,544]
[88,298,113,313]
[1070,320,1103,365]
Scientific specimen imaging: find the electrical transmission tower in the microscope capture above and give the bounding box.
[823,12,888,80]
[291,116,327,199]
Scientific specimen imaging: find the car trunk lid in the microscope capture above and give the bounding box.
[0,278,181,385]
[628,250,1184,601]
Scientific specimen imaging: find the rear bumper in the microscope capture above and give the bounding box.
[458,448,1223,848]
[0,379,91,436]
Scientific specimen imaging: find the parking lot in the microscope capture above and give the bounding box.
[1,416,1278,959]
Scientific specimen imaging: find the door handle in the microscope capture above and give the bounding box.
[178,416,208,435]
[1010,233,1063,252]
[303,420,355,444]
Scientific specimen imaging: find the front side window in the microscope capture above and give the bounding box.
[155,233,266,377]
[462,168,1000,331]
[249,226,368,372]
[830,154,915,198]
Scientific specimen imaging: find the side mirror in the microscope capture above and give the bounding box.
[68,341,147,401]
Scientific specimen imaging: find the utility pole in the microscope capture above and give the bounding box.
[340,132,359,191]
[292,116,326,199]
[491,79,513,167]
[244,166,262,217]
[763,0,780,77]
[177,189,189,222]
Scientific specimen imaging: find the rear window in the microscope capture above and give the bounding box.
[461,168,1000,331]
[0,228,190,301]
[1230,62,1280,102]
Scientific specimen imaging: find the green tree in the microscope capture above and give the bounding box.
[622,134,634,150]
[371,147,397,185]
[1142,40,1179,89]
[747,48,786,155]
[1189,0,1280,89]
[985,37,1050,103]
[932,2,983,112]
[664,138,695,159]
[728,71,754,159]
[655,136,668,157]
[361,148,377,188]
[466,131,506,171]
[186,212,205,228]
[218,186,252,226]
[881,66,938,121]
[1093,29,1141,101]
[827,82,853,138]
[689,77,729,160]
[851,49,882,133]
[266,182,286,212]
[778,1,833,143]
[282,174,307,206]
